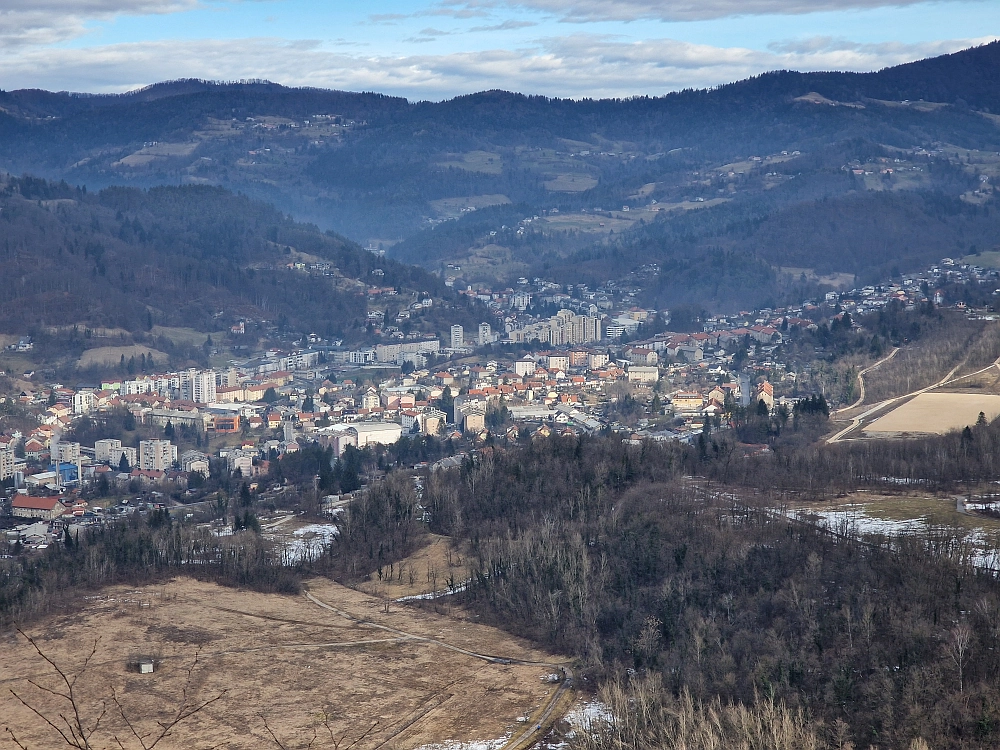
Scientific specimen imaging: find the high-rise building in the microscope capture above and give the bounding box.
[179,369,217,404]
[478,323,493,346]
[450,325,464,349]
[0,448,14,481]
[52,442,81,464]
[139,440,177,471]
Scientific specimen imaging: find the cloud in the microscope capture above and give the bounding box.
[455,0,977,23]
[0,0,200,48]
[0,33,992,100]
[469,20,538,31]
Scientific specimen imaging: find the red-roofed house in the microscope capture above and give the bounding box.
[13,496,66,520]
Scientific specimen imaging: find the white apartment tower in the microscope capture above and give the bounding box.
[478,322,493,346]
[450,325,464,349]
[0,449,14,481]
[139,440,178,471]
[179,369,217,404]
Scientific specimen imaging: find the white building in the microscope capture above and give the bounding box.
[73,390,96,415]
[514,357,536,377]
[227,451,253,476]
[450,324,464,349]
[179,369,217,404]
[0,448,13,481]
[180,450,210,476]
[52,442,81,464]
[139,440,178,471]
[478,323,495,346]
[627,366,660,384]
[350,422,403,448]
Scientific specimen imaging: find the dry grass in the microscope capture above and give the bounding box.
[543,174,599,192]
[864,392,1000,435]
[0,577,558,750]
[574,675,822,750]
[429,195,511,219]
[78,345,168,368]
[435,151,503,174]
[863,320,987,403]
[359,534,470,600]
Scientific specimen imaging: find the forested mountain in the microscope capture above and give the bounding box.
[4,43,1000,309]
[0,175,457,339]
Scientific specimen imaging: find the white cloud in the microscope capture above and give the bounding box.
[461,0,978,23]
[0,0,199,48]
[0,34,992,100]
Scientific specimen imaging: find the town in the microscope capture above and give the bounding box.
[2,252,996,547]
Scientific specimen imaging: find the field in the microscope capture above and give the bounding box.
[543,174,599,192]
[151,325,214,347]
[434,151,503,174]
[0,577,563,750]
[113,142,199,168]
[864,392,1000,435]
[429,194,511,219]
[78,345,169,367]
[358,534,470,600]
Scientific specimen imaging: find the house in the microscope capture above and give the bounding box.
[12,496,66,520]
[627,366,659,384]
[23,438,46,459]
[671,392,704,412]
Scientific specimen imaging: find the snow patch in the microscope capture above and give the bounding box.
[412,734,510,750]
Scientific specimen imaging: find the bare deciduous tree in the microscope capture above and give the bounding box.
[4,628,225,750]
[947,623,973,694]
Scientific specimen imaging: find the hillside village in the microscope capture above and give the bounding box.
[1,254,996,548]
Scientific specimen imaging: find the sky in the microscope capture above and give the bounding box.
[0,0,997,100]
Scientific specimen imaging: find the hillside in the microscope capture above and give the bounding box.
[0,175,462,342]
[4,43,1000,308]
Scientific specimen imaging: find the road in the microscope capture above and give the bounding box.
[832,347,899,416]
[303,588,574,750]
[828,354,1000,444]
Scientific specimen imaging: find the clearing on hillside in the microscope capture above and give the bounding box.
[0,577,562,750]
[78,345,168,367]
[864,392,1000,435]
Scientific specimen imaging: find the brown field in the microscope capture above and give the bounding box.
[540,212,636,235]
[864,392,1000,435]
[429,195,511,219]
[543,174,599,192]
[78,345,169,367]
[0,577,562,750]
[151,326,215,347]
[435,151,503,174]
[359,534,470,600]
[779,267,856,288]
[113,142,199,167]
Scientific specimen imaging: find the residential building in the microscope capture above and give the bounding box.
[514,357,536,377]
[139,440,177,471]
[546,354,570,372]
[179,369,217,404]
[52,442,81,464]
[450,324,464,349]
[73,390,95,415]
[461,410,486,434]
[94,439,122,463]
[0,448,13,481]
[180,450,210,476]
[627,366,660,384]
[588,352,610,370]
